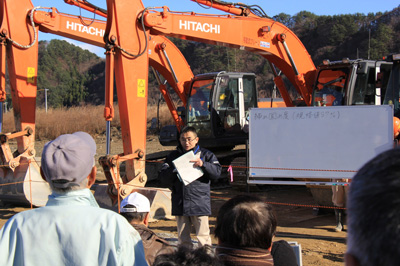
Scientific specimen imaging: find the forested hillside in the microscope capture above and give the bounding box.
[32,6,400,108]
[36,40,103,107]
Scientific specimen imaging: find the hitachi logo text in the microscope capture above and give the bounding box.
[179,20,220,34]
[66,21,105,37]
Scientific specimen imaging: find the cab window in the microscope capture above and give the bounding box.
[187,79,212,123]
[313,69,347,106]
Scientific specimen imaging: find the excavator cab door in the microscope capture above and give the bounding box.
[384,55,400,117]
[214,75,241,135]
[350,61,392,106]
[312,68,348,106]
[213,73,257,136]
[186,72,257,148]
[186,78,213,139]
[312,60,393,107]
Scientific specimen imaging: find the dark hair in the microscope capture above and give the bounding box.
[180,126,197,137]
[347,148,400,266]
[214,194,277,249]
[153,245,223,266]
[119,204,147,222]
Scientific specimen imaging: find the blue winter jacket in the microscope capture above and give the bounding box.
[159,144,221,216]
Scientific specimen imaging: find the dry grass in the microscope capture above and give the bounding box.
[155,104,176,128]
[2,104,175,140]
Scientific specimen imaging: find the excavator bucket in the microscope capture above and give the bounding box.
[0,158,51,206]
[92,184,172,222]
[0,159,173,221]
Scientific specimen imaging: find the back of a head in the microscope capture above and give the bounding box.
[41,132,96,192]
[347,148,400,266]
[153,245,223,266]
[215,194,276,249]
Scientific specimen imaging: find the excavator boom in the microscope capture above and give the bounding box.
[0,0,194,207]
[1,0,359,211]
[143,7,316,106]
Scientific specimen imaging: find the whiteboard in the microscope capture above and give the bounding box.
[249,106,394,181]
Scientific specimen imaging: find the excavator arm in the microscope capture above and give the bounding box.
[0,0,195,205]
[63,1,316,106]
[33,5,193,125]
[0,0,51,205]
[0,0,38,154]
[189,0,266,18]
[97,0,317,201]
[0,0,317,207]
[142,7,316,106]
[46,1,194,201]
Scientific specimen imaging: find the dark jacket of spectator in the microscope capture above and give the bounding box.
[271,240,298,266]
[132,224,175,266]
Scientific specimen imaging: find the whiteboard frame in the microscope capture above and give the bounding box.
[248,105,394,185]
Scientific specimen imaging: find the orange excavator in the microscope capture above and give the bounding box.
[0,0,319,207]
[138,0,317,149]
[142,2,317,106]
[78,0,400,205]
[0,0,196,207]
[60,1,259,150]
[0,0,398,209]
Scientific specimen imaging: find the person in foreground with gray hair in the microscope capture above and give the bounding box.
[345,148,400,266]
[0,132,147,266]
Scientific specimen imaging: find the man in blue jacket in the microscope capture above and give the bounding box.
[159,126,221,248]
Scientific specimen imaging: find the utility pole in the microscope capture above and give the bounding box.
[226,47,230,71]
[45,88,49,113]
[368,28,371,60]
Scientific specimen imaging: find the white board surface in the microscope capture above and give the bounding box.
[249,106,393,180]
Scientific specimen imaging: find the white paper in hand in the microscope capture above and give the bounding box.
[172,151,203,186]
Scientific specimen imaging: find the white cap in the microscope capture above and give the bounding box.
[120,192,151,213]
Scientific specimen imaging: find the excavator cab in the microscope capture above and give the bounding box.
[312,59,393,107]
[312,68,347,106]
[159,72,257,149]
[185,72,257,149]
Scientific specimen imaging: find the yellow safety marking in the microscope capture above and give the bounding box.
[137,79,146,98]
[27,67,35,84]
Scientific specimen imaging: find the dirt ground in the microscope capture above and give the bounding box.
[0,135,347,265]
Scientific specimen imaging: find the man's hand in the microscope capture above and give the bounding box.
[190,158,203,168]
